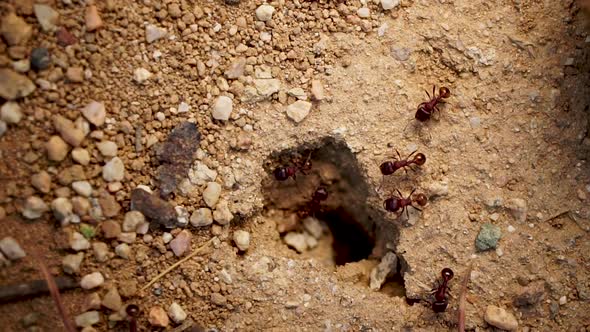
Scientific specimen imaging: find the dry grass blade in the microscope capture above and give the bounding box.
[458,262,473,332]
[140,238,214,292]
[36,256,76,332]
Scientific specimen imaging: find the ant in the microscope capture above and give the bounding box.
[126,304,139,332]
[431,268,454,313]
[298,186,328,218]
[380,149,426,176]
[415,86,451,122]
[273,152,312,181]
[383,189,427,218]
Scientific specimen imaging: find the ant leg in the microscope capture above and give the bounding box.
[409,188,416,198]
[405,206,410,219]
[432,85,436,99]
[396,189,403,198]
[424,89,431,99]
[411,204,423,212]
[395,149,403,161]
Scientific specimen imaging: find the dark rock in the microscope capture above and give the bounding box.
[130,188,177,228]
[156,122,200,198]
[30,48,50,71]
[225,0,241,4]
[475,222,501,251]
[513,281,545,309]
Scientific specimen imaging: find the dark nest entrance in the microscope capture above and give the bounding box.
[261,137,400,267]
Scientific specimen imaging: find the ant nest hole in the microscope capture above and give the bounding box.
[262,137,407,296]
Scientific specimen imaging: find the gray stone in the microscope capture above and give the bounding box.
[233,230,250,251]
[75,311,100,328]
[484,305,518,331]
[1,102,23,124]
[72,181,92,197]
[30,48,51,71]
[102,157,125,182]
[254,79,280,98]
[51,197,74,223]
[102,287,122,311]
[286,100,312,123]
[357,7,370,18]
[167,302,187,324]
[115,243,131,259]
[188,162,217,185]
[391,47,411,61]
[22,196,48,219]
[190,208,213,227]
[80,272,104,289]
[92,242,109,262]
[133,68,152,83]
[370,252,398,290]
[62,252,84,274]
[475,223,502,251]
[0,237,26,260]
[34,4,59,32]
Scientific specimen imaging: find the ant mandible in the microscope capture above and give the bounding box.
[415,86,451,122]
[383,189,427,218]
[380,149,426,176]
[432,268,454,313]
[273,152,312,181]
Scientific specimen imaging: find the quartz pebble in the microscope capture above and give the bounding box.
[34,4,59,32]
[484,305,518,331]
[82,101,106,127]
[1,102,23,124]
[85,5,103,31]
[115,243,131,259]
[72,181,92,197]
[102,157,125,182]
[97,141,118,157]
[190,208,213,227]
[213,200,233,225]
[168,302,187,324]
[22,196,49,219]
[284,232,307,253]
[286,100,312,123]
[71,231,91,251]
[62,252,84,274]
[233,230,250,251]
[75,311,100,328]
[357,7,370,18]
[80,272,104,289]
[0,237,26,260]
[31,171,52,193]
[72,148,90,165]
[145,24,167,43]
[212,96,233,121]
[255,4,275,22]
[381,0,400,10]
[51,197,74,223]
[46,136,69,161]
[203,182,222,207]
[133,68,152,83]
[170,230,192,257]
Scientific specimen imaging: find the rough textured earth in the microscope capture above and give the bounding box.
[1,0,589,331]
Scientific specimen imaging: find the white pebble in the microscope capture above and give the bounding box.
[0,237,26,260]
[168,302,187,324]
[286,100,312,123]
[255,4,275,22]
[381,0,400,10]
[162,232,173,244]
[72,181,92,197]
[357,7,370,18]
[22,196,48,219]
[80,272,104,289]
[212,96,233,121]
[233,230,250,251]
[102,157,125,182]
[133,67,152,83]
[1,102,23,124]
[145,24,167,43]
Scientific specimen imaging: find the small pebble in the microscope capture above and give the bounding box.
[70,231,91,251]
[475,223,502,251]
[168,302,187,324]
[484,305,518,331]
[233,230,250,251]
[133,68,152,83]
[559,295,567,305]
[203,182,222,207]
[75,311,100,328]
[211,292,227,306]
[286,100,312,123]
[170,230,192,257]
[357,7,370,18]
[97,141,118,157]
[148,306,169,327]
[123,211,146,232]
[1,13,33,46]
[80,272,104,289]
[0,237,26,260]
[51,197,74,223]
[46,136,69,161]
[72,148,90,165]
[102,287,122,311]
[255,4,275,22]
[22,196,49,219]
[62,252,84,274]
[81,101,106,127]
[212,96,233,121]
[190,208,213,227]
[115,243,130,259]
[145,24,167,43]
[283,232,308,253]
[30,48,51,71]
[381,0,400,10]
[213,200,233,225]
[85,5,103,31]
[31,171,52,193]
[1,102,23,124]
[102,157,125,182]
[162,232,173,244]
[34,4,59,32]
[72,181,92,197]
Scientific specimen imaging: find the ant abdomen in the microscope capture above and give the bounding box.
[432,300,448,313]
[380,161,396,175]
[384,198,401,212]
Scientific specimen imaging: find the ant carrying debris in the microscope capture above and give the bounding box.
[380,150,426,176]
[431,268,454,313]
[383,189,427,218]
[273,152,312,181]
[297,186,329,218]
[415,86,451,122]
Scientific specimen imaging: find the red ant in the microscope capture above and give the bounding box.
[415,86,451,122]
[273,152,312,181]
[380,149,426,176]
[383,189,427,218]
[126,304,139,332]
[431,268,454,313]
[298,186,328,218]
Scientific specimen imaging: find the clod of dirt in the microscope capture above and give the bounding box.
[130,189,177,228]
[156,122,201,198]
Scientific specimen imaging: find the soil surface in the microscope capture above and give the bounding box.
[1,0,589,331]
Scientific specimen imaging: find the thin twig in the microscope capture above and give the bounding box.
[140,238,214,292]
[541,209,572,224]
[458,262,473,332]
[37,257,76,332]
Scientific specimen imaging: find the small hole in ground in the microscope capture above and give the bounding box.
[262,137,405,298]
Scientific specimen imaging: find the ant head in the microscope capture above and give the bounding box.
[383,198,400,212]
[439,87,451,98]
[414,193,428,206]
[126,304,139,317]
[273,167,289,181]
[441,268,454,280]
[413,153,426,165]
